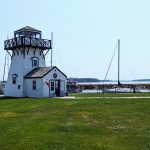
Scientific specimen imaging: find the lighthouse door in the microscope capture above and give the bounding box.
[55,80,60,97]
[50,81,55,96]
[50,80,60,97]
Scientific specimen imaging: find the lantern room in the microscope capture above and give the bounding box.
[4,26,51,51]
[14,26,42,38]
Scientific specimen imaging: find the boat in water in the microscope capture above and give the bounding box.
[67,79,81,93]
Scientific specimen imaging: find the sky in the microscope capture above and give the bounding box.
[0,0,150,81]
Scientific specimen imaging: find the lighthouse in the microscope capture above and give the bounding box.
[4,26,67,97]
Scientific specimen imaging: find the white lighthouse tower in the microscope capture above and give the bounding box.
[4,26,67,97]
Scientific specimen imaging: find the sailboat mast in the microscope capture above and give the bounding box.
[118,39,120,85]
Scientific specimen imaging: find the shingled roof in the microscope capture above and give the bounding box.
[15,26,41,33]
[24,66,67,78]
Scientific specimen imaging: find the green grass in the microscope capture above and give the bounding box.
[0,95,150,150]
[70,92,150,97]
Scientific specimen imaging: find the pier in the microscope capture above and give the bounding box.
[78,83,150,92]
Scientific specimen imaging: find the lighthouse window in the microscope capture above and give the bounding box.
[12,76,16,84]
[33,60,38,66]
[18,85,21,89]
[32,80,36,90]
[32,57,39,67]
[12,74,18,84]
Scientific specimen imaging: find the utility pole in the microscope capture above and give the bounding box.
[51,32,53,66]
[3,52,7,82]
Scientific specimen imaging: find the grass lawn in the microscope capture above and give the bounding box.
[70,92,150,97]
[0,95,150,150]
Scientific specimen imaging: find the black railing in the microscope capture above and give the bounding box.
[4,36,51,50]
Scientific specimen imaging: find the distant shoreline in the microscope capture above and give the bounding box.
[68,78,150,83]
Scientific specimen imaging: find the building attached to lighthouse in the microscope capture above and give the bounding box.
[4,26,67,98]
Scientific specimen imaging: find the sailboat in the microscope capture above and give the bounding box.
[103,39,121,93]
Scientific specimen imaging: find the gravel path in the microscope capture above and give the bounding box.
[58,96,150,99]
